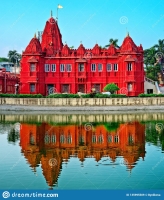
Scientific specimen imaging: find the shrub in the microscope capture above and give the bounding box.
[95,94,109,98]
[0,94,43,98]
[103,83,120,94]
[47,94,80,98]
[81,94,91,98]
[156,94,164,97]
[110,94,127,98]
[138,93,163,97]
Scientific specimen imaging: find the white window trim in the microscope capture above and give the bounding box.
[98,63,103,72]
[30,84,35,92]
[113,63,118,71]
[45,64,50,72]
[30,63,36,72]
[107,63,112,71]
[51,64,56,72]
[78,64,84,72]
[91,63,96,72]
[127,63,132,71]
[60,64,65,72]
[114,135,119,143]
[66,64,72,72]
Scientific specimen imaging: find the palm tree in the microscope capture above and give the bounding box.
[153,39,164,54]
[144,47,156,66]
[105,38,120,48]
[8,50,21,64]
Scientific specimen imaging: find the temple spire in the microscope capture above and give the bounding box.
[34,33,36,38]
[125,27,129,37]
[51,10,53,17]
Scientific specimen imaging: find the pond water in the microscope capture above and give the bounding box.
[0,112,164,190]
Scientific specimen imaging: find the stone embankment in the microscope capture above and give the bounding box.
[0,97,164,111]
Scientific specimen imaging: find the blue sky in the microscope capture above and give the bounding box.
[0,0,164,57]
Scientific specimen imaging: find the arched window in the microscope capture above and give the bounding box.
[114,135,119,143]
[128,135,133,144]
[108,135,112,143]
[44,132,50,144]
[30,132,35,145]
[127,63,132,71]
[51,133,56,144]
[67,132,72,144]
[128,83,132,91]
[79,134,84,143]
[92,134,97,143]
[60,134,65,144]
[98,134,103,143]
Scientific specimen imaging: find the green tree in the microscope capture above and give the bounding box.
[69,46,74,49]
[153,39,164,53]
[105,38,120,48]
[0,57,9,62]
[144,40,164,81]
[7,129,20,143]
[8,50,21,64]
[144,47,156,67]
[103,83,119,94]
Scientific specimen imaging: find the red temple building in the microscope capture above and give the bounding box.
[0,68,19,94]
[20,13,144,96]
[20,121,145,187]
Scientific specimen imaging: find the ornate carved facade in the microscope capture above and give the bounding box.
[20,121,145,187]
[20,14,144,96]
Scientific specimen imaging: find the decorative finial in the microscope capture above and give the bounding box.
[126,27,129,37]
[51,10,53,17]
[80,41,82,44]
[34,33,36,38]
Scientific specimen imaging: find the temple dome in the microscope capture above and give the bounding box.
[92,44,101,55]
[24,35,42,54]
[41,16,63,55]
[120,33,138,52]
[77,44,85,56]
[62,44,70,56]
[108,44,116,55]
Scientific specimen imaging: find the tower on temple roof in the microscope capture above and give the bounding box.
[41,12,63,55]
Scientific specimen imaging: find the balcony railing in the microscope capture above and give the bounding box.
[145,77,155,85]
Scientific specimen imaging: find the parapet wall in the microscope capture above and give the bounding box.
[0,97,164,106]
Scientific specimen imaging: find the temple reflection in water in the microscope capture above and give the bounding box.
[19,121,145,188]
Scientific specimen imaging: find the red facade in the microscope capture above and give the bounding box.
[0,68,19,94]
[20,15,144,96]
